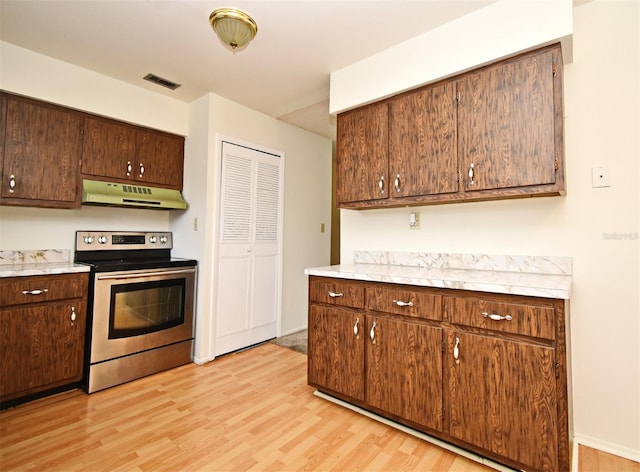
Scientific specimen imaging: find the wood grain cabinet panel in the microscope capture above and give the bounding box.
[366,315,443,431]
[0,273,88,404]
[0,273,88,307]
[458,46,559,193]
[336,102,389,204]
[309,278,364,308]
[388,81,458,199]
[81,116,137,179]
[447,295,556,340]
[365,285,441,321]
[135,128,184,188]
[447,330,558,471]
[0,93,82,208]
[307,305,364,402]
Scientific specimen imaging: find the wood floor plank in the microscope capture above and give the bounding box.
[0,343,637,471]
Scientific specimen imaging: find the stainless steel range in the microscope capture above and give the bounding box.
[75,231,197,393]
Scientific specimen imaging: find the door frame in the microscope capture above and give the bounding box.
[210,134,285,357]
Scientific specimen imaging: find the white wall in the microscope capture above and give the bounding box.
[330,0,573,114]
[0,42,333,365]
[335,0,639,461]
[171,93,332,363]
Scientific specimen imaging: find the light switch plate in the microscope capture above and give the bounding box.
[592,166,611,188]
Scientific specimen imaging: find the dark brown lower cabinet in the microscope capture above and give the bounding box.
[366,315,442,431]
[308,276,569,472]
[447,331,558,471]
[0,273,88,405]
[308,305,364,401]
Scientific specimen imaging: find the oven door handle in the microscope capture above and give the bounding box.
[96,268,196,280]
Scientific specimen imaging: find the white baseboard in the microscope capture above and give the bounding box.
[574,433,640,463]
[192,356,212,365]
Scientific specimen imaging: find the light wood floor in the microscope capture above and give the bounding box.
[0,343,638,471]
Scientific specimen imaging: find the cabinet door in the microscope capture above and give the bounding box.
[81,116,136,180]
[458,48,558,192]
[0,301,86,400]
[1,95,81,205]
[308,305,364,401]
[389,82,458,198]
[336,103,388,204]
[447,331,558,471]
[135,129,184,189]
[366,316,443,431]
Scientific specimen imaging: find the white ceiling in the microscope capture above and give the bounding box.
[0,0,494,139]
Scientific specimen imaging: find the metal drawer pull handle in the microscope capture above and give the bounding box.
[327,291,344,298]
[392,299,413,307]
[453,337,460,364]
[482,312,512,321]
[353,318,359,336]
[70,307,76,326]
[21,289,49,295]
[369,321,377,341]
[378,176,385,194]
[139,162,145,177]
[126,160,132,176]
[9,174,16,193]
[394,174,401,192]
[468,163,475,185]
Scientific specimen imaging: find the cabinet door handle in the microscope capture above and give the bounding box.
[482,312,512,321]
[21,288,49,295]
[8,174,16,193]
[394,174,401,193]
[139,162,145,177]
[392,299,413,308]
[378,176,385,195]
[353,317,359,336]
[369,321,377,341]
[70,306,76,326]
[453,337,460,363]
[126,160,132,176]
[468,163,475,185]
[327,291,343,298]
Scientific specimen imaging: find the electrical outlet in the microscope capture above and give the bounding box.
[409,212,420,230]
[592,166,611,188]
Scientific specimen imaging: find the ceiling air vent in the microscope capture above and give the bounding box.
[143,73,181,90]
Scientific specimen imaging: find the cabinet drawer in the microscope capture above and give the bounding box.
[366,285,442,321]
[309,277,364,308]
[448,296,555,340]
[0,273,88,307]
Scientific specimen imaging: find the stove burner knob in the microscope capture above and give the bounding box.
[159,235,168,244]
[83,235,94,244]
[149,235,158,244]
[97,235,108,244]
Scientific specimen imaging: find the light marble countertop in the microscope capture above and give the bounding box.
[0,249,90,278]
[305,251,572,300]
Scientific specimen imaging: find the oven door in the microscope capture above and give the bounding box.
[90,267,196,363]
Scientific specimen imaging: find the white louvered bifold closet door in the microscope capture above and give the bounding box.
[215,141,283,356]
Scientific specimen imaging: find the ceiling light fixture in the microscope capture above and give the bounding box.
[209,7,258,52]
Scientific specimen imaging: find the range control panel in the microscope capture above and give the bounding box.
[75,231,173,251]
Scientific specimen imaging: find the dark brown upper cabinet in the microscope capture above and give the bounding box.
[0,93,83,208]
[336,102,389,205]
[336,43,565,209]
[81,116,184,190]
